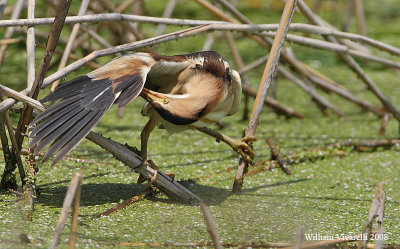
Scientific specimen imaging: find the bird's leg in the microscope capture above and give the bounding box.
[190,126,257,163]
[139,117,159,184]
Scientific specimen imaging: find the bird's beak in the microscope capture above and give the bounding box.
[141,88,170,104]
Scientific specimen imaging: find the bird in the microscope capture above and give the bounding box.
[29,51,255,168]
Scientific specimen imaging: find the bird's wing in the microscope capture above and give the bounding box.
[29,52,190,166]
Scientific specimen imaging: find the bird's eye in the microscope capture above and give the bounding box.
[193,64,202,70]
[225,68,231,83]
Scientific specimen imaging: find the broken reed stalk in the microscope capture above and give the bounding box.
[297,0,400,122]
[233,0,298,192]
[50,171,83,249]
[358,181,385,249]
[265,138,291,175]
[51,0,90,92]
[92,187,155,219]
[26,0,35,88]
[199,202,222,249]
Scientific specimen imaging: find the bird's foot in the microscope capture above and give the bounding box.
[137,159,159,184]
[228,136,257,163]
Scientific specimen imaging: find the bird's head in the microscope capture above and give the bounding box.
[141,51,242,125]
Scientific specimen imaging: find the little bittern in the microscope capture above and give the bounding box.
[29,51,255,167]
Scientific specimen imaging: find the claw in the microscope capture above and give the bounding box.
[137,159,158,184]
[230,136,257,164]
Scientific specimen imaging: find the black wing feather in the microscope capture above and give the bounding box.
[29,71,146,165]
[41,76,90,103]
[29,102,81,142]
[115,75,144,107]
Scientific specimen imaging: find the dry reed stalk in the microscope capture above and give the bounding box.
[202,33,215,51]
[50,171,83,249]
[283,49,382,117]
[260,31,400,69]
[0,0,7,19]
[51,0,90,92]
[358,181,385,249]
[0,145,94,164]
[99,0,144,41]
[0,38,22,45]
[297,0,400,122]
[81,24,112,49]
[1,13,399,56]
[36,42,102,69]
[156,0,177,36]
[266,138,290,175]
[199,202,222,249]
[233,0,298,192]
[0,91,25,184]
[281,234,362,249]
[15,0,72,218]
[92,187,155,218]
[26,0,35,88]
[277,66,343,116]
[374,190,386,249]
[69,174,82,249]
[223,31,252,120]
[0,0,24,64]
[293,226,305,249]
[354,0,367,36]
[15,0,72,147]
[241,84,303,119]
[342,0,354,32]
[193,1,391,119]
[0,108,17,190]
